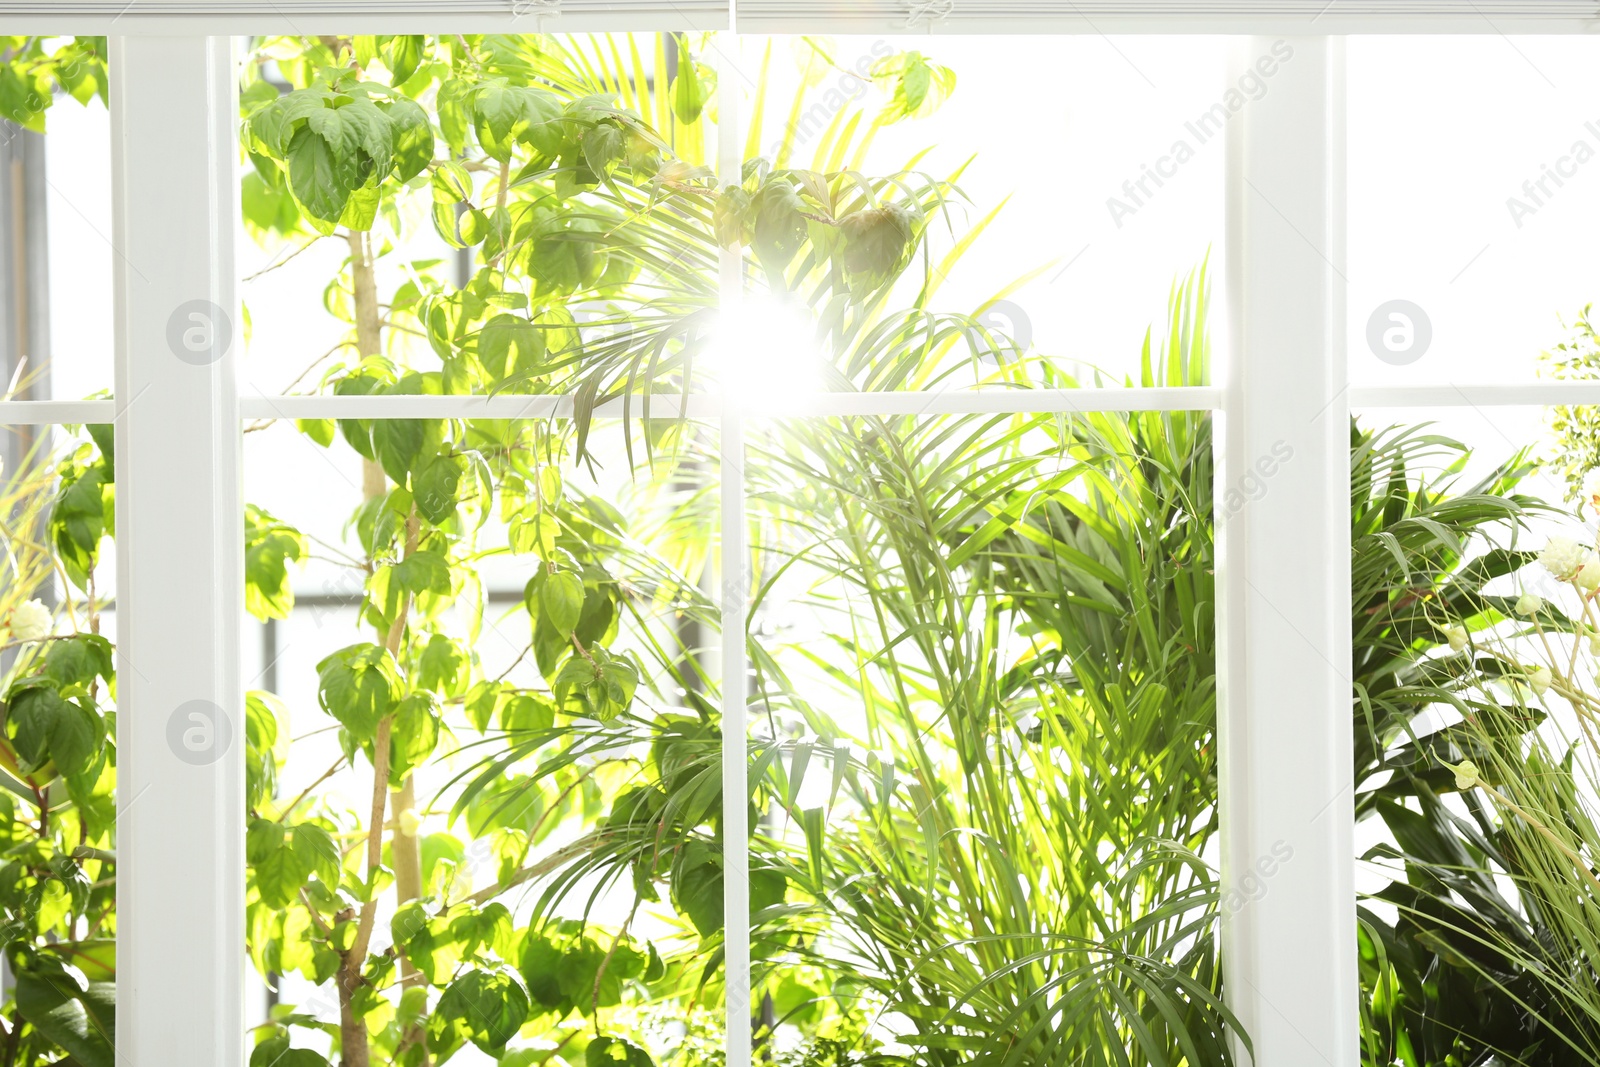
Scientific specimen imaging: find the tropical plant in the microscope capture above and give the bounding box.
[731,271,1235,1065]
[229,29,993,1067]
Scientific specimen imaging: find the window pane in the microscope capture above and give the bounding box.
[740,409,1224,1051]
[0,422,118,1065]
[1350,36,1600,386]
[3,37,113,402]
[742,34,1227,392]
[240,33,723,404]
[1349,398,1600,1059]
[243,414,724,1063]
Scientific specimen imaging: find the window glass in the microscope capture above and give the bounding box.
[244,413,722,1062]
[1350,36,1600,386]
[0,421,118,1065]
[740,353,1221,1054]
[744,34,1227,391]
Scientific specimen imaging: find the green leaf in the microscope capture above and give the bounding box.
[41,634,113,689]
[435,78,474,156]
[14,972,115,1067]
[518,933,567,1010]
[500,693,556,735]
[396,550,453,597]
[540,572,585,639]
[387,95,434,181]
[389,692,440,783]
[581,123,626,178]
[251,1032,328,1067]
[464,681,504,734]
[372,417,427,485]
[587,1036,656,1067]
[670,843,724,937]
[46,700,101,779]
[432,969,529,1054]
[245,505,307,621]
[670,842,785,937]
[519,89,566,157]
[291,823,342,887]
[413,450,465,525]
[671,39,705,124]
[473,83,526,162]
[383,35,426,86]
[315,643,401,741]
[557,938,627,1013]
[477,314,545,382]
[254,829,312,909]
[50,463,108,592]
[7,681,100,778]
[417,632,469,696]
[286,123,361,223]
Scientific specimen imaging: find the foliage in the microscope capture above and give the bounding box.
[0,428,118,1066]
[0,36,106,133]
[730,271,1235,1064]
[28,25,1583,1067]
[1345,425,1600,1066]
[1538,305,1600,503]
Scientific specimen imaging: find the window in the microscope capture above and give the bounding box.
[6,8,1600,1067]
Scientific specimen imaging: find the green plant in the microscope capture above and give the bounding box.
[231,30,991,1067]
[1344,424,1600,1066]
[1540,306,1600,504]
[0,426,119,1067]
[729,270,1234,1065]
[0,35,106,132]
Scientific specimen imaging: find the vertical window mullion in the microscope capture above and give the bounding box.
[715,33,752,1067]
[1218,34,1356,1063]
[111,34,244,1067]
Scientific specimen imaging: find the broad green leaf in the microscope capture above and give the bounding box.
[315,643,401,740]
[540,571,585,639]
[432,969,529,1054]
[15,971,115,1067]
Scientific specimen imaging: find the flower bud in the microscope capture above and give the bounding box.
[1528,665,1553,696]
[1578,552,1600,592]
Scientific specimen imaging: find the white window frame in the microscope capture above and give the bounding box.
[2,10,1596,1066]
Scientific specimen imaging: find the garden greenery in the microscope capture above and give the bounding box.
[9,27,1600,1067]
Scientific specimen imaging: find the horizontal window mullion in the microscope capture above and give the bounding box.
[1350,382,1600,407]
[0,399,117,425]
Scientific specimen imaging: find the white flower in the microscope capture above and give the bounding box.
[1578,552,1600,592]
[1450,758,1482,790]
[1542,536,1588,581]
[1516,593,1545,616]
[397,808,422,838]
[1528,664,1553,696]
[8,599,50,642]
[1438,623,1469,652]
[1584,469,1600,513]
